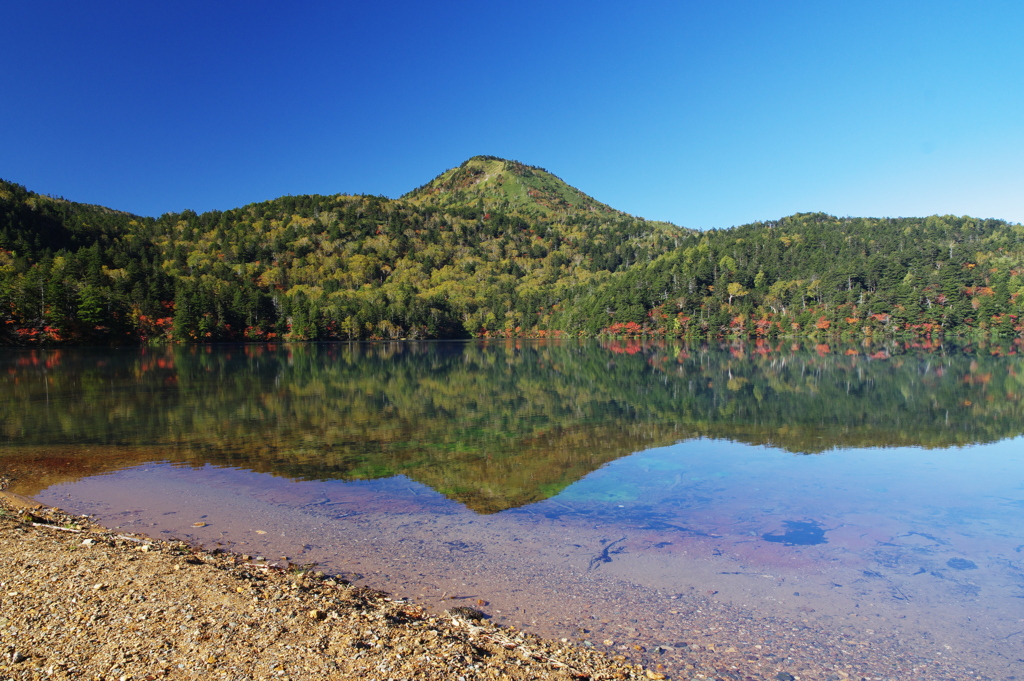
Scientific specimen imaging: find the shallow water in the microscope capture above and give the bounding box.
[3,340,1024,679]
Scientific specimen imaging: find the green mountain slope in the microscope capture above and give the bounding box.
[404,155,683,234]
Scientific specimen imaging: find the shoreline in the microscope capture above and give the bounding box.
[1,334,1018,349]
[0,492,652,681]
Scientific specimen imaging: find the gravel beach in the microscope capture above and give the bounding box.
[0,492,651,681]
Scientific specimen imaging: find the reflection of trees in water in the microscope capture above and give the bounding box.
[1,340,1022,512]
[598,338,1024,452]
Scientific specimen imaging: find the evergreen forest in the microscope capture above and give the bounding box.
[3,155,1024,346]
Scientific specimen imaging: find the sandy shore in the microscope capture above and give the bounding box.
[0,492,653,681]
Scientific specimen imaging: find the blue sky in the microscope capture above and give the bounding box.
[2,1,1022,229]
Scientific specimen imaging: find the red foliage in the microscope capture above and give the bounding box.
[604,322,644,336]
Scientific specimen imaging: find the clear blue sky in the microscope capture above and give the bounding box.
[2,1,1022,229]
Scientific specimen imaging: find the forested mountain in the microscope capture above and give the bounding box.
[2,156,1023,345]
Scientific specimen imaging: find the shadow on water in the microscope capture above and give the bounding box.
[762,520,828,546]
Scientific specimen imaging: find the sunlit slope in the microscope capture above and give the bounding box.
[403,155,685,235]
[403,156,616,217]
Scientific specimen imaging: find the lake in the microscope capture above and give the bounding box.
[3,339,1023,680]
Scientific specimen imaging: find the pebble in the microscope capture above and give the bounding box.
[447,606,486,621]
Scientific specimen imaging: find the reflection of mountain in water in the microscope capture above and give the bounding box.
[2,340,1023,513]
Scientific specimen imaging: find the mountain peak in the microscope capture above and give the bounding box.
[402,155,621,218]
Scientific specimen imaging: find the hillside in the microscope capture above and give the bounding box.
[2,158,1024,345]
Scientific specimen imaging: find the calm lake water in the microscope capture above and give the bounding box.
[3,340,1024,679]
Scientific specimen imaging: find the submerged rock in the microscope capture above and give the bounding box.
[946,557,978,570]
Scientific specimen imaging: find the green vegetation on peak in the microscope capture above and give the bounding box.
[402,155,627,220]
